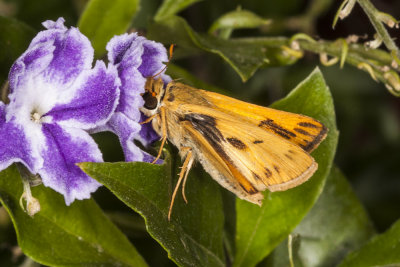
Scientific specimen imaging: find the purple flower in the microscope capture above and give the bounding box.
[94,33,171,162]
[0,18,120,205]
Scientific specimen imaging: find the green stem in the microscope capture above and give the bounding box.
[249,36,391,70]
[356,0,400,58]
[288,234,295,267]
[301,40,390,84]
[243,36,397,93]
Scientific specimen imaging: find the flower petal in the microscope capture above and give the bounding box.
[7,17,98,122]
[30,18,93,88]
[100,34,173,162]
[107,33,139,65]
[8,41,55,95]
[45,61,120,129]
[107,34,145,122]
[138,39,169,78]
[105,112,148,162]
[42,17,67,30]
[39,123,102,205]
[0,102,42,173]
[8,17,94,100]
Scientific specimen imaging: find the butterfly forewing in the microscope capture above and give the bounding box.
[179,105,318,200]
[201,90,328,152]
[212,113,318,191]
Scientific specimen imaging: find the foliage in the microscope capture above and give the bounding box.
[0,165,147,266]
[1,0,400,266]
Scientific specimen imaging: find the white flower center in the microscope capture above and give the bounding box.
[31,112,42,123]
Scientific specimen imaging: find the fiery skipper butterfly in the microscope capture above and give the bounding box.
[140,75,327,219]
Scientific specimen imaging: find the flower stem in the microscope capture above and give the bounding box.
[356,0,400,59]
[244,35,400,95]
[16,164,41,217]
[288,234,295,267]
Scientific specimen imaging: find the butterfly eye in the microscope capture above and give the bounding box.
[142,91,158,110]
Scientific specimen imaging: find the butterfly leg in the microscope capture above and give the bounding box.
[168,148,193,220]
[139,114,157,125]
[151,107,167,164]
[180,147,194,204]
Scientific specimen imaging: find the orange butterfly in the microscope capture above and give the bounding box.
[140,76,327,220]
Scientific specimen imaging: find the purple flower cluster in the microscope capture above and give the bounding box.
[0,18,168,205]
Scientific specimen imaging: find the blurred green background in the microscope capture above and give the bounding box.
[0,0,399,265]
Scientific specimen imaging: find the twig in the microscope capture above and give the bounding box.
[356,0,400,60]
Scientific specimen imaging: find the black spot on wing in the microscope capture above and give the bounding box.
[259,119,296,139]
[273,165,280,173]
[294,127,312,136]
[285,154,293,160]
[183,113,260,195]
[264,167,272,178]
[253,172,262,181]
[253,140,263,144]
[182,113,225,156]
[302,124,328,152]
[297,121,318,128]
[227,137,247,150]
[167,93,175,102]
[239,183,258,194]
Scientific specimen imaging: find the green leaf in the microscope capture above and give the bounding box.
[154,0,201,21]
[78,0,139,57]
[148,16,299,82]
[339,219,400,266]
[234,68,338,267]
[79,154,225,267]
[265,166,375,267]
[0,16,36,82]
[208,9,271,39]
[0,165,147,267]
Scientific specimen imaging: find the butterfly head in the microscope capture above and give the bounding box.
[140,77,165,117]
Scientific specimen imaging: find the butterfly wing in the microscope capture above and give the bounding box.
[180,108,317,204]
[163,82,325,204]
[200,90,328,152]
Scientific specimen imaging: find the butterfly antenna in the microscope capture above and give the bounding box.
[151,44,175,79]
